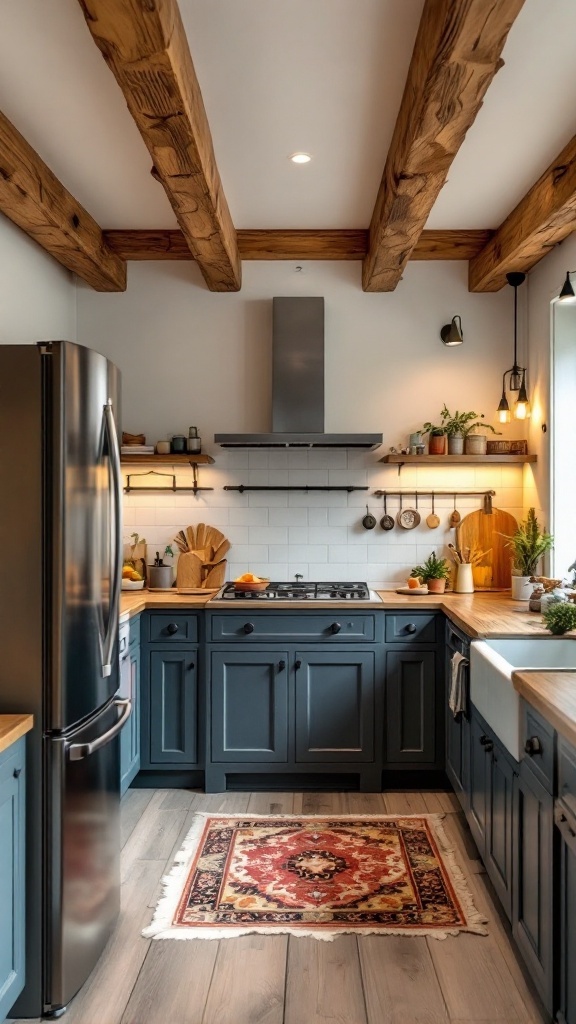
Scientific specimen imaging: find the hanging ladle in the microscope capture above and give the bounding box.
[449,493,461,528]
[426,492,440,529]
[380,493,394,531]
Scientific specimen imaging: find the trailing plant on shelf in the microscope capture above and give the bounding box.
[437,405,500,438]
[504,508,554,577]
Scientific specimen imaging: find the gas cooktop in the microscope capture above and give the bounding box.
[219,582,372,601]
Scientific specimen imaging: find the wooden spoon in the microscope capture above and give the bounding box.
[426,493,440,529]
[449,494,461,528]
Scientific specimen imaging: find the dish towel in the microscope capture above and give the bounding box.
[449,651,469,717]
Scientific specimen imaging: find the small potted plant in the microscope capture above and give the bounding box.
[421,421,446,455]
[504,508,554,600]
[437,405,501,455]
[410,551,451,594]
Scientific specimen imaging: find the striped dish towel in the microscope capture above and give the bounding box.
[449,651,469,717]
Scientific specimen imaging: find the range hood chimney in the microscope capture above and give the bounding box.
[215,297,382,449]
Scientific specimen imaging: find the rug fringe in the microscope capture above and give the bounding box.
[142,811,487,941]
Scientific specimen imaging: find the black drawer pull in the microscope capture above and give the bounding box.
[243,622,255,634]
[484,741,494,753]
[278,660,286,672]
[525,736,542,756]
[13,767,21,779]
[295,659,302,670]
[480,735,490,745]
[189,662,195,670]
[330,622,342,634]
[166,622,179,635]
[405,623,417,634]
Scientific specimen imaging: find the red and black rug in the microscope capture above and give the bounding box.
[144,813,487,940]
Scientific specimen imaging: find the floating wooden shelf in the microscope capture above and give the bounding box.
[380,454,537,465]
[120,453,214,465]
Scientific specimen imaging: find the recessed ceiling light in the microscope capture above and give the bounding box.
[290,152,312,164]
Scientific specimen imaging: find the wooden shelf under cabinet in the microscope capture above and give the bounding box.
[120,453,215,465]
[380,454,537,465]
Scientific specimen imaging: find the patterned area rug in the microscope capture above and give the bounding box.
[144,813,487,941]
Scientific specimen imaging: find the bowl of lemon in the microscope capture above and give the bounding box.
[233,573,270,592]
[122,565,145,590]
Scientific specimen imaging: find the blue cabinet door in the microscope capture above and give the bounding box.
[0,738,25,1023]
[295,649,375,763]
[149,648,198,766]
[210,649,289,762]
[558,815,576,1024]
[120,644,140,795]
[385,650,437,764]
[513,762,554,1016]
[468,709,489,853]
[485,741,515,920]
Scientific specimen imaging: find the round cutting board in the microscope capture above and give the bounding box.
[456,507,517,589]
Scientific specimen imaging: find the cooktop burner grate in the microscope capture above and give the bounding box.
[220,582,370,600]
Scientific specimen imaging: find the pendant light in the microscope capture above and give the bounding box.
[497,272,530,422]
[558,271,576,301]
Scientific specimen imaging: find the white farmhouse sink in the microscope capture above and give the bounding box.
[470,638,576,760]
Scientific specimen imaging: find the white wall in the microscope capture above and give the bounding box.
[0,214,76,343]
[78,259,525,587]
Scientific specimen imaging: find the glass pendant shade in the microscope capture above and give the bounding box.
[513,372,530,419]
[498,273,530,423]
[497,390,511,423]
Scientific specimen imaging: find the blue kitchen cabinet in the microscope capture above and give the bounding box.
[120,616,141,795]
[555,736,576,1024]
[513,761,555,1015]
[445,622,471,808]
[0,737,25,1023]
[384,650,437,765]
[295,649,376,763]
[210,648,289,764]
[466,707,515,920]
[148,648,198,766]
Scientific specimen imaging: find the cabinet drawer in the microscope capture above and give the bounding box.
[385,614,438,644]
[559,736,576,819]
[148,613,198,643]
[210,613,375,642]
[521,700,555,794]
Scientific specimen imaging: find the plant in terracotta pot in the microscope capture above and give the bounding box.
[410,551,451,594]
[421,421,446,455]
[503,508,554,600]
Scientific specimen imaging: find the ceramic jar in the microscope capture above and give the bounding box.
[455,562,474,593]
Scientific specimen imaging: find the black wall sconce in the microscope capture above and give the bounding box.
[440,315,463,346]
[497,272,530,423]
[558,271,576,301]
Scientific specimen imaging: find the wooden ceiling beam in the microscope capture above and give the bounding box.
[469,134,576,291]
[78,0,241,292]
[0,110,126,291]
[104,228,493,262]
[362,0,525,293]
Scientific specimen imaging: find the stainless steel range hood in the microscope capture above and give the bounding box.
[215,297,383,449]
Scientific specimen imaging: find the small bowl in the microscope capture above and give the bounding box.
[233,579,270,592]
[121,579,145,590]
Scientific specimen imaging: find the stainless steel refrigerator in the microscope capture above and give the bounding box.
[0,341,126,1018]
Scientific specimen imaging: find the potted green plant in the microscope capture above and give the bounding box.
[421,421,447,456]
[438,405,501,455]
[543,602,576,635]
[504,508,554,600]
[410,551,451,594]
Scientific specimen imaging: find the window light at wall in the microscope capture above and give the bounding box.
[558,271,576,302]
[497,272,531,423]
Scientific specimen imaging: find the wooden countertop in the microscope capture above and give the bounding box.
[0,714,33,755]
[513,671,576,748]
[121,588,574,639]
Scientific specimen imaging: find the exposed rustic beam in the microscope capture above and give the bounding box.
[104,228,492,262]
[469,134,576,291]
[362,0,525,293]
[78,0,241,292]
[0,110,126,291]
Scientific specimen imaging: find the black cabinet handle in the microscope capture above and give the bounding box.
[188,662,195,670]
[405,623,417,634]
[243,622,255,634]
[13,767,21,779]
[330,622,342,634]
[278,660,286,672]
[295,659,302,670]
[166,622,179,635]
[484,741,494,753]
[525,736,542,756]
[480,735,490,745]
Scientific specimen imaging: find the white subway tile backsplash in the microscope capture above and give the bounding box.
[288,527,309,544]
[229,545,269,563]
[249,526,289,545]
[268,508,308,526]
[229,506,269,526]
[308,507,329,526]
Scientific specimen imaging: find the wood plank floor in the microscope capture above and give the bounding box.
[11,788,547,1024]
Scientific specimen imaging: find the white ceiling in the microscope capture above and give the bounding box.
[0,0,575,233]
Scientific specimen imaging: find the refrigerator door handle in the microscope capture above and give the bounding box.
[101,400,122,677]
[67,698,131,761]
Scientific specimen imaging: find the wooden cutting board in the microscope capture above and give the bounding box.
[456,508,518,589]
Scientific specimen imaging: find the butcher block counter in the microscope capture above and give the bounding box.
[0,714,33,755]
[121,588,575,639]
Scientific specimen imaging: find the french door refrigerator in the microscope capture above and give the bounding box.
[0,341,127,1018]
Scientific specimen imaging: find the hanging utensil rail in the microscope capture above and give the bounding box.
[124,468,213,494]
[372,489,495,498]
